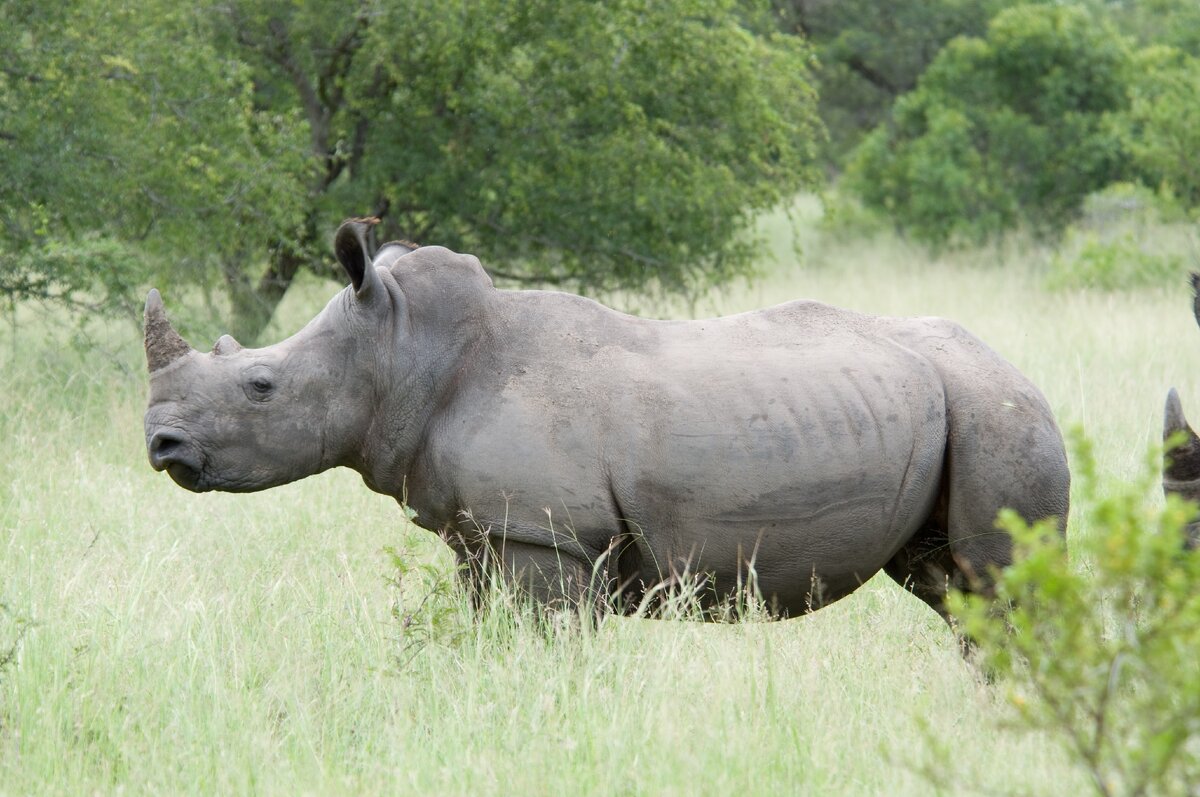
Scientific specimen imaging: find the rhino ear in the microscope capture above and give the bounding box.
[334,217,385,299]
[373,239,419,271]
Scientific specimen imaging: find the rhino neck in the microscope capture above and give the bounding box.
[346,267,495,504]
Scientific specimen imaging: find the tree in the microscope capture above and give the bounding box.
[1,0,822,341]
[0,0,308,325]
[1098,0,1200,57]
[1118,47,1200,210]
[768,0,1012,165]
[845,4,1132,244]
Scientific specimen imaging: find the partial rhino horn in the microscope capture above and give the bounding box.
[144,289,193,373]
[212,334,243,356]
[1164,388,1200,486]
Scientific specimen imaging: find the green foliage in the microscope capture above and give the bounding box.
[0,603,32,685]
[344,0,821,294]
[383,544,468,668]
[2,0,822,336]
[1096,0,1200,56]
[1046,233,1185,292]
[1044,183,1194,291]
[770,0,1011,164]
[0,1,308,319]
[1119,47,1200,210]
[948,432,1200,796]
[846,5,1132,245]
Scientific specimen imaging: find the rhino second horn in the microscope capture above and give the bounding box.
[144,289,193,372]
[213,334,243,356]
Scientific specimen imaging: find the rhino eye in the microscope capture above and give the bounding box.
[242,367,277,403]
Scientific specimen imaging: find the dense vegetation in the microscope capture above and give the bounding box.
[4,208,1198,795]
[4,0,1199,336]
[1,0,820,339]
[4,2,1200,794]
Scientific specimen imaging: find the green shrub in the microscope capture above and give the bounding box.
[1044,183,1193,291]
[1045,232,1185,291]
[847,5,1132,245]
[1119,47,1200,210]
[947,432,1200,796]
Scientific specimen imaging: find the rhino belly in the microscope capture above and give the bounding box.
[612,344,947,616]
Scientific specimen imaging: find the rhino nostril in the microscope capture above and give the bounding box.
[151,431,182,454]
[149,430,190,470]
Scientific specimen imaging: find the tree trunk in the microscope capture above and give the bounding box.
[223,214,320,344]
[221,259,272,344]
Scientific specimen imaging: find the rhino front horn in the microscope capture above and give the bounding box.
[144,289,193,373]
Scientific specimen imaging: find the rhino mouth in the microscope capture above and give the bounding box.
[165,461,208,492]
[147,429,211,492]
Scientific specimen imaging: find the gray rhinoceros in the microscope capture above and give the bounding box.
[1163,389,1200,544]
[144,219,1070,625]
[1162,273,1200,547]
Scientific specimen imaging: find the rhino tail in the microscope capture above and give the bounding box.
[1164,388,1200,487]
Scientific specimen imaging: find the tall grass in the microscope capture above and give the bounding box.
[1,199,1193,795]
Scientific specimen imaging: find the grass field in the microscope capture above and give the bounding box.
[1,201,1196,795]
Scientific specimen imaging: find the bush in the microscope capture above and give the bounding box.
[846,5,1132,245]
[1045,233,1186,291]
[1044,184,1194,291]
[1119,47,1200,210]
[946,432,1200,796]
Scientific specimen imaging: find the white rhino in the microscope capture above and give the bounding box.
[144,220,1070,625]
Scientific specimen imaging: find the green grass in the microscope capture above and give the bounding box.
[2,200,1195,795]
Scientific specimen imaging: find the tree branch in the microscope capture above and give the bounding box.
[259,19,328,159]
[843,54,902,96]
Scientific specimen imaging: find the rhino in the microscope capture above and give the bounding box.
[1162,273,1200,548]
[144,219,1070,627]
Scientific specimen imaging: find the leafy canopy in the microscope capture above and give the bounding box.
[1,0,822,337]
[0,0,308,319]
[769,0,1011,163]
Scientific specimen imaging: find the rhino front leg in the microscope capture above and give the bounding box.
[447,532,599,618]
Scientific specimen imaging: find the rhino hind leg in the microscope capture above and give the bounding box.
[936,394,1071,604]
[883,519,966,626]
[883,398,1071,654]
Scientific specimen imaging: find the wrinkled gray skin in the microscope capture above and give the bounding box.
[1162,273,1200,548]
[145,220,1070,625]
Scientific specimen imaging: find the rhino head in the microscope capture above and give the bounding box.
[143,219,416,493]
